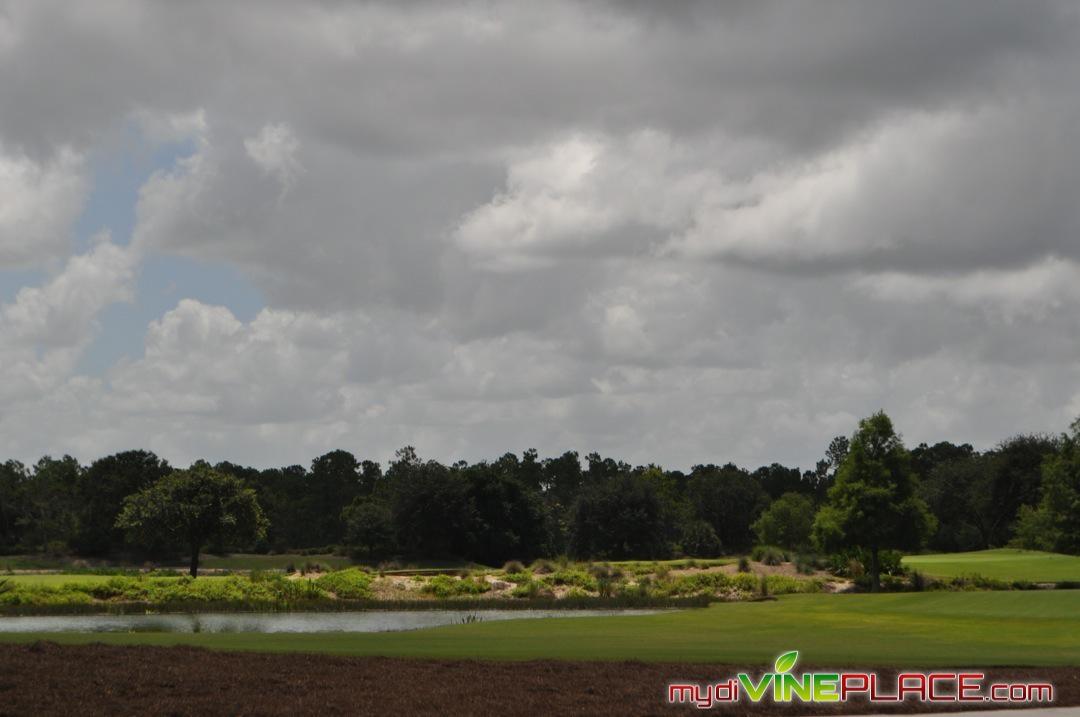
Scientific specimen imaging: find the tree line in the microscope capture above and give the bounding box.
[1,413,1078,583]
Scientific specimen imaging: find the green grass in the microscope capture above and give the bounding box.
[0,553,357,572]
[197,554,355,570]
[903,549,1080,582]
[2,574,117,587]
[1,591,1076,667]
[1,574,230,587]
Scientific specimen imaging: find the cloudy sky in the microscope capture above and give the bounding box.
[2,1,1079,471]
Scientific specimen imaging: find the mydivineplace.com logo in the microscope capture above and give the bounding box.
[667,651,1054,709]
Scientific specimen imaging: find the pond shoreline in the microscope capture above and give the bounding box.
[0,608,672,634]
[0,594,712,618]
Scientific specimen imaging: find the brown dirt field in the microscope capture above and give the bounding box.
[0,643,1075,716]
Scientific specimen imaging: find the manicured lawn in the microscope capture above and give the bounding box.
[903,549,1080,582]
[1,591,1076,667]
[197,554,355,570]
[0,553,358,572]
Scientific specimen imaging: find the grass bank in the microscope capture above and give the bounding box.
[903,548,1080,582]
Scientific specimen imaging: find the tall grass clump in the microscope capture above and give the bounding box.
[421,574,491,599]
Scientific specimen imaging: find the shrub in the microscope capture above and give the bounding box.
[510,580,553,599]
[502,560,526,574]
[587,564,624,597]
[737,556,751,573]
[793,554,818,575]
[421,575,491,599]
[764,575,823,595]
[730,572,760,593]
[654,572,729,597]
[619,580,651,598]
[751,546,786,566]
[909,570,927,592]
[315,569,374,600]
[544,569,597,592]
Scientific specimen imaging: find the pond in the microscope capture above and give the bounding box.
[0,609,663,634]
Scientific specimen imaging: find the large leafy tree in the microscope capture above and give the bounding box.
[341,497,396,559]
[752,492,815,550]
[386,447,473,559]
[812,412,935,590]
[920,455,989,552]
[686,464,769,551]
[19,456,81,554]
[1013,418,1080,554]
[569,473,670,560]
[116,462,267,576]
[76,450,172,555]
[978,434,1059,546]
[305,450,365,547]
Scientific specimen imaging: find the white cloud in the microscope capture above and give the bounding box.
[0,237,136,402]
[132,107,208,144]
[244,123,303,196]
[454,131,716,270]
[852,256,1080,322]
[0,145,85,267]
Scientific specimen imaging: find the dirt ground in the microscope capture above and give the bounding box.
[0,642,1075,716]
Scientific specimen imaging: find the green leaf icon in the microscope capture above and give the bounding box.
[774,650,799,674]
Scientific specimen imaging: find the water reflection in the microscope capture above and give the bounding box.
[0,609,662,634]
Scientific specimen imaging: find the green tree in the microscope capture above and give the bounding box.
[1012,418,1080,554]
[76,450,172,555]
[687,464,769,551]
[0,461,29,552]
[752,492,815,550]
[341,497,396,558]
[920,455,988,552]
[115,462,267,576]
[569,473,671,559]
[19,456,81,554]
[680,520,721,557]
[812,412,935,591]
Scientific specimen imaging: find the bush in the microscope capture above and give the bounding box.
[737,556,751,573]
[587,564,624,597]
[751,546,786,566]
[503,571,532,585]
[909,570,927,592]
[421,575,491,599]
[315,569,374,600]
[680,520,721,557]
[654,572,728,597]
[544,569,598,592]
[793,554,817,574]
[510,580,552,599]
[502,560,526,574]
